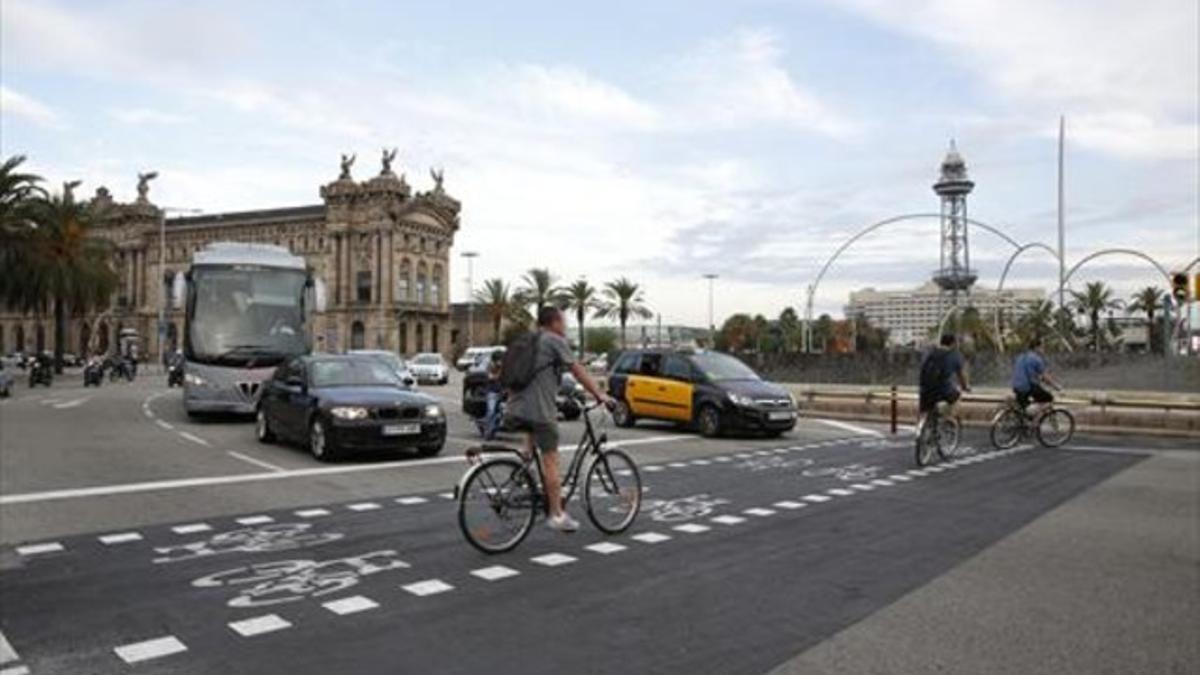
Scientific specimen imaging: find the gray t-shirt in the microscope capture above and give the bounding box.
[508,331,575,425]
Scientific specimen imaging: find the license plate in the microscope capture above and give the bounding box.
[768,411,794,421]
[383,423,421,436]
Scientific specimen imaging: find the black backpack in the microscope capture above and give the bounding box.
[499,331,545,392]
[919,348,949,392]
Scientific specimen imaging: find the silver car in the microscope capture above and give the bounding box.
[409,353,450,385]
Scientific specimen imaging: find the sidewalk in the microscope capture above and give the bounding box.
[767,448,1200,675]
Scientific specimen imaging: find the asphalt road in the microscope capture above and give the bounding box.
[0,370,1194,674]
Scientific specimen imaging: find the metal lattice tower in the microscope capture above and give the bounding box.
[931,140,977,308]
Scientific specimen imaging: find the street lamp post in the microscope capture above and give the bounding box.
[461,251,479,348]
[703,273,718,347]
[158,205,202,365]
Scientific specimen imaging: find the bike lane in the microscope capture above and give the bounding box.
[0,435,1140,674]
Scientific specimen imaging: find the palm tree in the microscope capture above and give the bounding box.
[474,278,514,344]
[515,268,565,318]
[1127,286,1165,353]
[563,279,600,358]
[0,155,45,307]
[1070,281,1123,352]
[22,190,119,371]
[595,277,652,349]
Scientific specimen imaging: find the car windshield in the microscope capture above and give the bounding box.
[310,359,403,388]
[690,352,760,382]
[187,266,308,366]
[413,354,441,365]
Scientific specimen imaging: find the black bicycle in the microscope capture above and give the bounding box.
[456,400,642,554]
[989,394,1075,449]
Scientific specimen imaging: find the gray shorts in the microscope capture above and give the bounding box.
[512,417,559,453]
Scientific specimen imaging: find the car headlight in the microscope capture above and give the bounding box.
[329,406,369,420]
[424,404,443,418]
[184,372,207,387]
[728,392,755,407]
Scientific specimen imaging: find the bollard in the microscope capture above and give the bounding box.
[890,384,898,435]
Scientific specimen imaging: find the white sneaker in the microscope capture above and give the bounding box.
[546,513,580,533]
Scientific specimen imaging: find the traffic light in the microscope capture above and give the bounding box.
[1170,271,1190,303]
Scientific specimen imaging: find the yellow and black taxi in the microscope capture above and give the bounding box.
[607,349,797,437]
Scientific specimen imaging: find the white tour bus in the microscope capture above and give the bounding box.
[178,242,325,416]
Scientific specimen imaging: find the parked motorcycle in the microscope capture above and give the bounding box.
[28,357,53,388]
[83,357,105,387]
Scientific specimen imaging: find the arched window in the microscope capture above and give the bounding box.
[397,261,411,301]
[416,264,428,305]
[431,267,442,307]
[350,321,366,350]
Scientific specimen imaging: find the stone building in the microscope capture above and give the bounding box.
[0,153,461,361]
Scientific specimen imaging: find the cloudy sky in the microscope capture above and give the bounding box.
[2,0,1196,325]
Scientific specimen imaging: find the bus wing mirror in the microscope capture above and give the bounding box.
[171,273,186,309]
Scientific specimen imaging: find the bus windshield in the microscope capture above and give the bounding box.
[187,266,308,366]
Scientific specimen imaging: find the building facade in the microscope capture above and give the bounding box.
[846,282,1043,346]
[0,154,461,361]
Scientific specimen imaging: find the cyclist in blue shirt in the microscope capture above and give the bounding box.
[1011,337,1061,415]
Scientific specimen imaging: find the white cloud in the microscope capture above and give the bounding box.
[108,107,189,126]
[0,86,64,128]
[499,64,660,130]
[830,0,1199,159]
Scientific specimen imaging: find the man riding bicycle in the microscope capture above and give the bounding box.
[507,307,612,533]
[918,333,970,421]
[1011,337,1061,415]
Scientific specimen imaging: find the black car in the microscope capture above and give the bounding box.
[607,349,797,438]
[256,355,446,461]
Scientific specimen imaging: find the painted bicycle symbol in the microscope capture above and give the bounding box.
[737,455,815,472]
[192,550,409,608]
[643,494,730,522]
[153,523,344,564]
[801,463,881,482]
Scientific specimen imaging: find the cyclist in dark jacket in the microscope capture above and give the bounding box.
[918,333,970,417]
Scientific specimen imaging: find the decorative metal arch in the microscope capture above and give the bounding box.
[1058,248,1172,300]
[992,242,1064,352]
[1181,256,1200,274]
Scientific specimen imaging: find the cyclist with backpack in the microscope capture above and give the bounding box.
[918,333,971,423]
[503,306,612,533]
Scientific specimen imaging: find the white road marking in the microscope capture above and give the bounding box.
[438,492,455,500]
[1,665,30,675]
[925,466,947,473]
[888,474,914,482]
[711,515,746,525]
[236,515,274,525]
[178,432,210,447]
[673,523,711,534]
[850,484,875,491]
[531,553,577,567]
[0,630,19,664]
[668,462,688,468]
[753,450,772,456]
[907,469,929,477]
[773,448,790,454]
[734,453,754,459]
[402,579,454,597]
[827,488,855,497]
[99,532,143,545]
[155,419,174,430]
[471,565,520,581]
[347,502,382,511]
[632,532,671,544]
[52,397,89,410]
[229,614,292,637]
[142,408,153,419]
[870,479,895,487]
[322,596,378,615]
[802,494,832,503]
[396,496,428,505]
[226,451,285,473]
[691,459,712,466]
[743,508,776,517]
[773,501,807,510]
[0,435,694,506]
[585,542,627,555]
[642,465,664,473]
[114,636,187,664]
[815,419,884,437]
[15,542,63,556]
[172,523,211,534]
[295,508,331,518]
[712,456,732,462]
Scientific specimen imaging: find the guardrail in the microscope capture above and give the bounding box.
[790,387,1200,413]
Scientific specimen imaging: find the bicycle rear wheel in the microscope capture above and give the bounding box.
[1036,408,1075,448]
[458,458,537,554]
[584,449,642,534]
[990,407,1024,449]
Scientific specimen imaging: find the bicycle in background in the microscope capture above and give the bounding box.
[456,400,642,554]
[989,394,1076,449]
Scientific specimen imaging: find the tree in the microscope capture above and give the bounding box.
[584,327,617,356]
[1127,286,1165,353]
[22,190,119,371]
[0,155,45,308]
[563,279,600,358]
[777,307,801,352]
[473,278,515,344]
[852,314,888,352]
[514,267,565,318]
[1070,281,1123,352]
[717,313,757,352]
[813,314,835,353]
[595,277,652,349]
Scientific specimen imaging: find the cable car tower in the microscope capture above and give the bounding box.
[931,140,977,309]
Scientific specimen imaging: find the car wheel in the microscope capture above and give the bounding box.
[255,407,276,443]
[697,405,723,438]
[309,418,338,462]
[611,400,635,428]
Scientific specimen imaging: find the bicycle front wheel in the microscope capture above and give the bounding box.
[458,458,537,554]
[990,408,1023,449]
[914,417,937,466]
[584,449,642,534]
[935,416,961,461]
[1036,408,1075,448]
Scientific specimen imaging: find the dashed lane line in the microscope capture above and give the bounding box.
[52,397,90,410]
[15,542,63,556]
[631,532,672,544]
[711,515,746,525]
[295,508,332,518]
[155,419,174,430]
[322,596,378,615]
[673,523,711,534]
[98,532,144,545]
[531,553,577,567]
[171,523,212,534]
[585,542,626,555]
[178,432,211,447]
[226,451,286,473]
[347,502,383,512]
[402,580,455,597]
[235,515,274,526]
[471,565,520,581]
[114,635,188,665]
[229,614,292,638]
[814,418,885,437]
[773,501,807,510]
[1,665,30,675]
